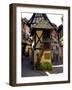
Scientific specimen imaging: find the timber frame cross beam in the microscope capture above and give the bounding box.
[34,32,43,48]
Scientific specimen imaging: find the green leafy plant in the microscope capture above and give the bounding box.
[36,62,52,71]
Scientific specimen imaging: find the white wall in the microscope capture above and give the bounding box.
[0,0,72,90]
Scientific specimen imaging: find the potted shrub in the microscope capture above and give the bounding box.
[36,62,52,71]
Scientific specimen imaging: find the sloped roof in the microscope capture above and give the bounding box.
[32,19,55,29]
[57,24,63,33]
[28,13,57,30]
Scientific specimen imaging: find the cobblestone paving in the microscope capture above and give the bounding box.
[49,67,63,74]
[22,56,47,77]
[22,56,63,77]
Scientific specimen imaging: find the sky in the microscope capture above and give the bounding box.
[21,13,63,27]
